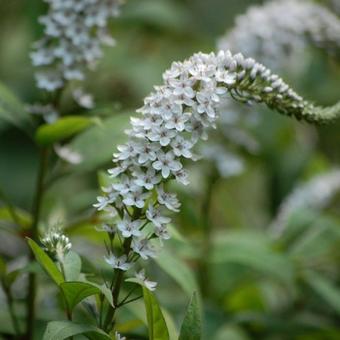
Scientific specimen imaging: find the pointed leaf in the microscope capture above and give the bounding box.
[143,287,169,340]
[43,320,111,340]
[62,251,81,281]
[27,238,64,285]
[60,281,101,312]
[35,116,96,146]
[179,292,201,340]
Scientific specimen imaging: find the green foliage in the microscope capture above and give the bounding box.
[179,292,201,340]
[155,250,199,298]
[0,81,33,134]
[43,321,111,340]
[60,281,101,312]
[210,231,294,284]
[143,287,170,340]
[35,116,97,146]
[62,251,81,281]
[304,271,340,316]
[27,238,64,285]
[70,113,130,172]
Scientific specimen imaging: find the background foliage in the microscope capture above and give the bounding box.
[0,0,340,339]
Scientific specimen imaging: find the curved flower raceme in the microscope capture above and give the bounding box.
[218,0,340,70]
[94,50,340,269]
[270,170,340,237]
[31,0,123,94]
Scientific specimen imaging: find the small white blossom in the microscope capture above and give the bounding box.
[135,270,157,291]
[152,151,182,178]
[131,238,156,260]
[134,168,161,190]
[117,213,143,238]
[105,254,131,271]
[157,185,181,212]
[146,205,171,227]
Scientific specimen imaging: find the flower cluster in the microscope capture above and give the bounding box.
[270,170,340,237]
[31,0,123,93]
[94,50,339,268]
[218,0,340,70]
[41,228,72,262]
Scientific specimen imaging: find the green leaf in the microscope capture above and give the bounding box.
[60,281,101,312]
[155,249,199,298]
[179,292,201,340]
[27,238,64,285]
[123,298,177,340]
[90,282,114,308]
[62,251,81,281]
[210,231,294,284]
[0,82,33,133]
[35,116,96,146]
[70,113,130,172]
[304,271,340,315]
[43,320,111,340]
[143,287,170,340]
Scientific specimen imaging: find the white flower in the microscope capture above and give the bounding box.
[154,224,171,243]
[117,213,143,238]
[131,238,156,260]
[95,224,116,234]
[54,144,83,164]
[122,189,150,209]
[157,185,181,212]
[115,331,126,340]
[135,270,157,291]
[31,0,123,92]
[113,176,138,195]
[73,88,94,109]
[93,196,110,211]
[134,168,161,190]
[152,151,182,178]
[114,142,139,161]
[104,254,131,271]
[170,136,193,158]
[146,205,171,227]
[137,142,161,164]
[148,126,176,146]
[164,111,190,132]
[174,169,190,185]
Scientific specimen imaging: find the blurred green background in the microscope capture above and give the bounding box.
[0,0,340,339]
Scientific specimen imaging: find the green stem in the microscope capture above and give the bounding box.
[26,147,49,339]
[198,171,218,297]
[103,237,132,332]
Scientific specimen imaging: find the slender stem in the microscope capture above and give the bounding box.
[198,171,218,297]
[60,261,73,322]
[116,295,143,308]
[103,237,132,332]
[26,147,49,339]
